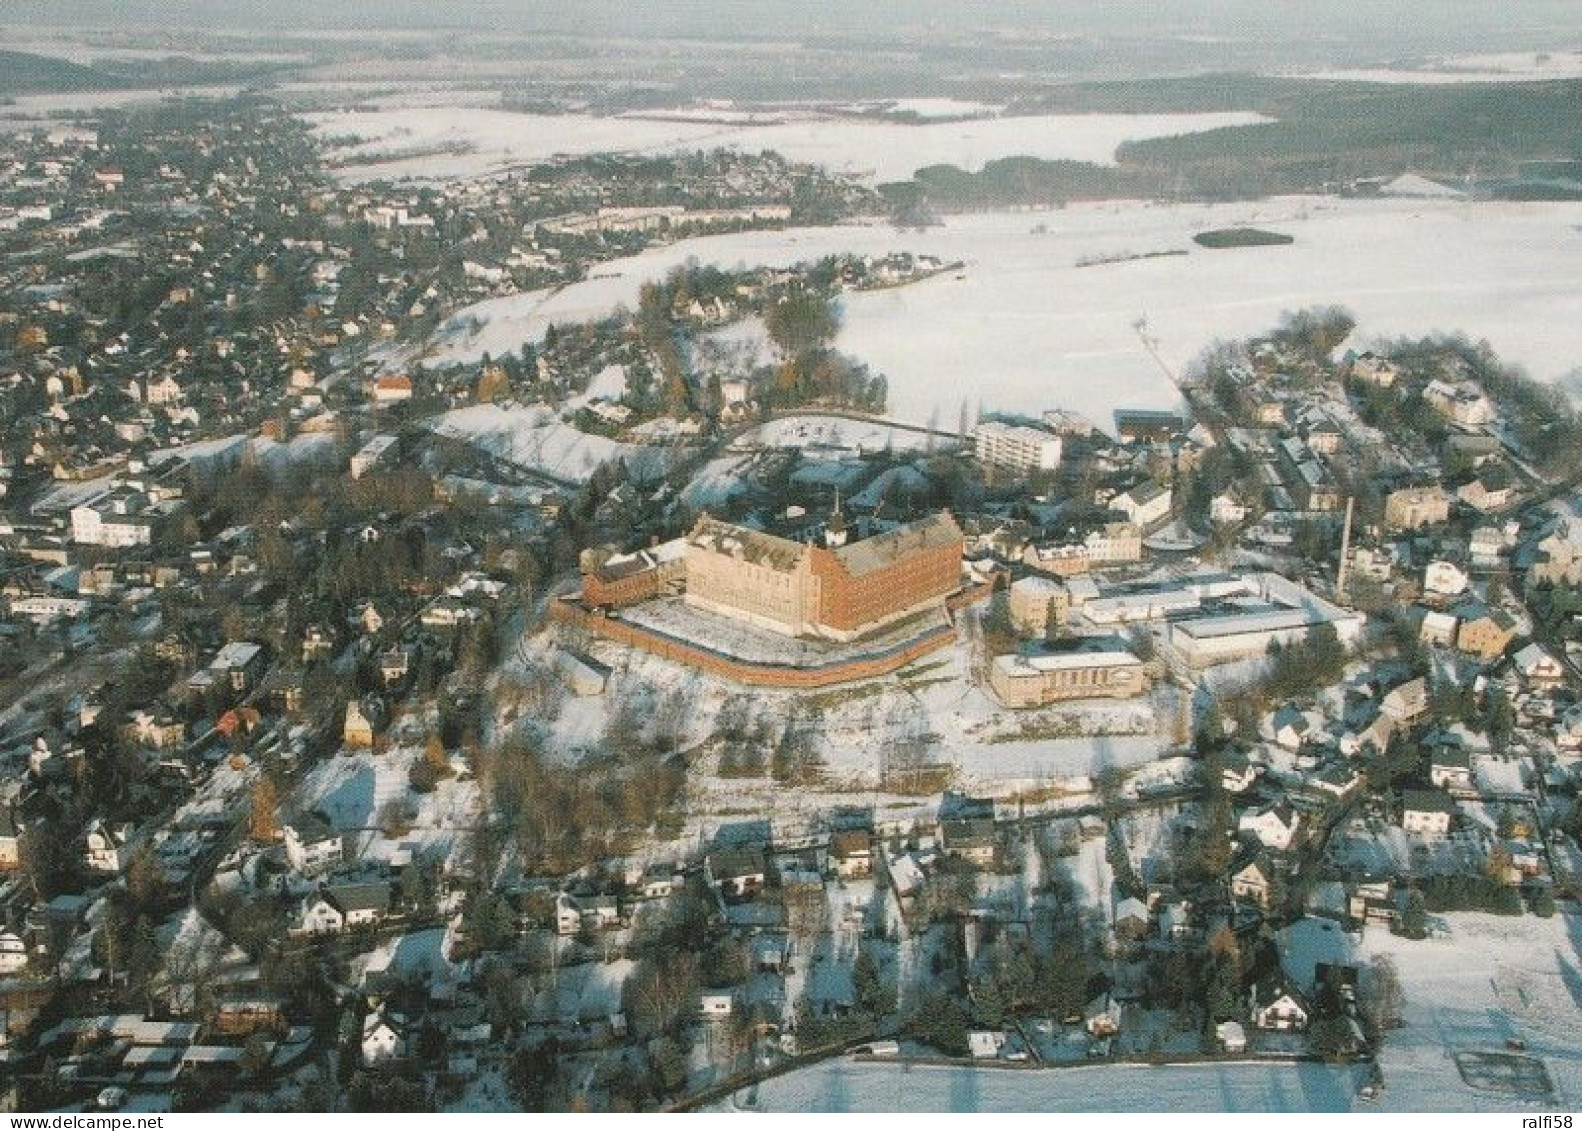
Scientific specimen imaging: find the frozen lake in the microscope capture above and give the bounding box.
[424,196,1582,433]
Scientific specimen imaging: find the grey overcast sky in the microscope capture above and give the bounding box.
[7,0,1582,40]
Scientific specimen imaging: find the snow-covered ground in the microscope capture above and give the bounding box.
[297,745,479,868]
[305,106,1269,185]
[428,402,670,484]
[733,415,947,457]
[711,1058,1369,1113]
[0,86,244,128]
[718,909,1582,1112]
[552,618,1171,797]
[421,197,1582,432]
[1289,49,1582,84]
[1288,911,1582,1112]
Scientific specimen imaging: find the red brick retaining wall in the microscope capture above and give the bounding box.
[552,583,992,689]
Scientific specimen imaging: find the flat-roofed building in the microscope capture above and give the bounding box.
[974,421,1063,474]
[1167,573,1363,668]
[989,645,1147,707]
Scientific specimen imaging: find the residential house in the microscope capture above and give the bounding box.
[1454,605,1518,662]
[1210,492,1249,526]
[1306,418,1343,455]
[301,882,391,935]
[699,993,734,1021]
[1428,748,1474,793]
[579,894,621,932]
[1401,790,1457,835]
[1221,752,1258,794]
[1527,520,1582,588]
[1458,468,1515,513]
[356,603,385,636]
[0,807,20,871]
[638,864,682,901]
[361,1009,405,1065]
[378,648,411,687]
[1468,525,1508,568]
[830,830,873,879]
[1239,803,1301,852]
[1250,979,1310,1031]
[83,820,128,874]
[120,710,187,750]
[283,815,343,876]
[1309,761,1362,801]
[940,816,997,867]
[707,846,767,901]
[1514,643,1564,692]
[1231,856,1275,908]
[1423,379,1496,426]
[344,697,383,749]
[1557,705,1582,752]
[1383,485,1451,532]
[552,893,582,936]
[1269,705,1313,751]
[301,624,336,663]
[1110,480,1172,528]
[0,930,26,974]
[371,375,414,404]
[968,1030,1008,1059]
[1113,897,1151,942]
[1419,609,1459,648]
[1348,352,1399,388]
[208,641,264,694]
[1339,711,1394,758]
[1347,878,1398,928]
[1380,677,1428,724]
[1085,993,1122,1039]
[1423,560,1469,599]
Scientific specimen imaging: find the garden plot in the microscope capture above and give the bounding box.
[1453,1051,1554,1099]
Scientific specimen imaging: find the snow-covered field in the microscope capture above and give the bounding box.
[1290,49,1582,84]
[305,106,1270,185]
[1286,911,1582,1112]
[425,197,1582,432]
[721,909,1582,1112]
[711,1058,1369,1113]
[0,86,244,129]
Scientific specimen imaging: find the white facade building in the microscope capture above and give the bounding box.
[974,421,1063,473]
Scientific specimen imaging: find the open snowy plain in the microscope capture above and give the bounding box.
[306,105,1269,184]
[425,196,1582,432]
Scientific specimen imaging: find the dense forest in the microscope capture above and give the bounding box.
[883,78,1582,211]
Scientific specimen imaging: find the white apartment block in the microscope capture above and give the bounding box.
[974,421,1063,473]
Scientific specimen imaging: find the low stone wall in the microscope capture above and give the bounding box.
[553,583,992,690]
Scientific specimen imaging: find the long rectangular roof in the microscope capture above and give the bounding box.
[688,516,807,571]
[829,512,962,576]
